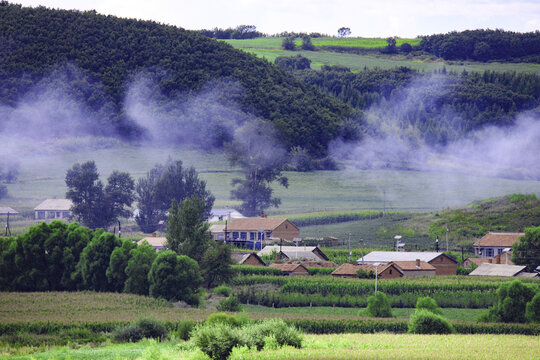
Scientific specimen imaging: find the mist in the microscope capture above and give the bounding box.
[329,73,540,182]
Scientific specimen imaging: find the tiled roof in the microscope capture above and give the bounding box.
[34,199,73,211]
[392,261,436,271]
[466,258,492,266]
[331,263,396,276]
[269,263,308,272]
[287,261,338,268]
[138,237,167,248]
[474,232,524,247]
[230,252,265,265]
[359,251,456,264]
[226,218,294,231]
[259,245,326,261]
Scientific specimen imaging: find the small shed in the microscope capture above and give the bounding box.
[231,252,266,266]
[34,199,73,220]
[137,236,167,251]
[469,263,529,277]
[259,245,329,261]
[269,263,309,276]
[331,263,403,279]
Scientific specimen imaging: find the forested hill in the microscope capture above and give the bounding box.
[0,2,350,156]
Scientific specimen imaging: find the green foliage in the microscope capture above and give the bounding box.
[206,313,241,327]
[233,265,281,276]
[408,309,455,334]
[124,242,157,295]
[282,36,296,50]
[214,285,232,297]
[201,241,235,288]
[301,36,315,51]
[307,267,336,276]
[357,268,375,279]
[166,196,212,262]
[148,250,203,304]
[172,320,196,341]
[77,230,122,291]
[366,292,393,317]
[240,318,302,351]
[483,279,539,323]
[415,296,443,315]
[0,4,351,157]
[525,292,540,323]
[106,239,136,292]
[216,296,243,312]
[512,225,540,271]
[65,161,135,229]
[275,55,311,71]
[191,322,243,360]
[113,318,167,343]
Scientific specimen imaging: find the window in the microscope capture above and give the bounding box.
[258,232,264,240]
[497,248,503,255]
[389,269,393,275]
[232,232,239,240]
[240,232,247,240]
[217,234,224,240]
[486,248,494,257]
[250,232,255,240]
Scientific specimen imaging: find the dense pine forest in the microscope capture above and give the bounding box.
[0,2,350,156]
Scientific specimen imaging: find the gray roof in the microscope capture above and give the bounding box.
[211,209,242,217]
[358,251,453,264]
[0,207,18,215]
[258,245,324,261]
[230,252,265,265]
[209,224,226,233]
[34,199,73,211]
[469,263,528,277]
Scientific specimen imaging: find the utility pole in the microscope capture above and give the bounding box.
[383,190,386,217]
[348,233,352,263]
[435,238,439,252]
[4,212,11,237]
[445,223,449,251]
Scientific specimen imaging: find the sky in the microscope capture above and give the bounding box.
[14,0,540,37]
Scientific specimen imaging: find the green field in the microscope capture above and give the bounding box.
[222,37,540,74]
[4,145,540,241]
[3,334,538,360]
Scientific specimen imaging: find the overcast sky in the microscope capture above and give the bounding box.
[15,0,540,37]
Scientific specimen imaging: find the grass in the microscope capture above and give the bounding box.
[224,37,422,49]
[3,334,539,359]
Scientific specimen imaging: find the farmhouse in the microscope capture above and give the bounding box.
[224,217,300,249]
[208,208,244,223]
[464,250,514,269]
[231,251,266,266]
[473,232,523,258]
[259,245,329,261]
[137,236,167,251]
[286,260,338,268]
[392,260,436,277]
[269,263,309,276]
[209,224,226,240]
[469,263,537,277]
[358,251,458,275]
[331,263,403,279]
[34,199,73,220]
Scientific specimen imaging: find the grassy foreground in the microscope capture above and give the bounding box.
[3,333,539,360]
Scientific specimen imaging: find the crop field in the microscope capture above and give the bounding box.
[3,333,538,360]
[224,37,422,49]
[223,38,540,74]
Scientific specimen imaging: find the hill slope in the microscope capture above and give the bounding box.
[0,2,350,156]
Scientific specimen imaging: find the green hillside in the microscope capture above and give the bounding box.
[0,2,350,156]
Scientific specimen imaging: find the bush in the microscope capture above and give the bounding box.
[526,292,540,323]
[214,285,231,297]
[191,322,242,360]
[484,279,538,323]
[415,296,443,315]
[113,318,167,343]
[366,292,393,317]
[240,318,302,351]
[172,320,196,341]
[408,310,455,334]
[216,296,242,312]
[357,268,375,279]
[206,313,241,327]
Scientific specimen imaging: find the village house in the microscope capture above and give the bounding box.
[137,236,167,251]
[34,199,73,220]
[259,245,329,262]
[331,263,403,279]
[221,217,300,249]
[0,207,18,216]
[473,232,523,258]
[463,250,514,269]
[469,263,538,278]
[286,260,338,268]
[269,263,309,276]
[230,251,266,266]
[358,251,458,275]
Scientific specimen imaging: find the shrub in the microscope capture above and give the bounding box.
[216,296,242,312]
[526,292,540,323]
[357,268,375,279]
[113,318,167,343]
[408,310,455,334]
[172,320,196,341]
[484,279,538,323]
[415,296,443,315]
[214,285,231,297]
[206,313,240,327]
[366,292,393,317]
[240,319,302,351]
[191,322,242,360]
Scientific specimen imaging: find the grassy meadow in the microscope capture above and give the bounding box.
[2,334,539,360]
[222,37,540,74]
